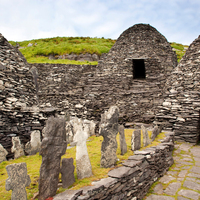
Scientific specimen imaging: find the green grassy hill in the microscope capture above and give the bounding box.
[9,37,188,65]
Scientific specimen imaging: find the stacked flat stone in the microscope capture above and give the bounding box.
[155,35,200,143]
[31,24,177,125]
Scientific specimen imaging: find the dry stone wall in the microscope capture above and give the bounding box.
[32,24,177,125]
[54,132,174,200]
[155,35,200,143]
[0,34,56,159]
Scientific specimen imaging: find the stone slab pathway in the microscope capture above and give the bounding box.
[144,142,200,200]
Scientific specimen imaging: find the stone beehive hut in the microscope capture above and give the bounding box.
[156,35,200,143]
[0,34,41,158]
[29,24,178,124]
[93,23,178,122]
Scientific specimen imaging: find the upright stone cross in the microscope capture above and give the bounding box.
[5,162,31,200]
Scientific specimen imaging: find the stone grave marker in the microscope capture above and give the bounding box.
[142,125,151,147]
[151,125,159,141]
[99,106,119,168]
[73,117,93,179]
[5,162,31,200]
[118,125,127,155]
[61,158,75,188]
[0,144,8,163]
[25,130,41,155]
[39,116,67,200]
[11,136,24,159]
[131,129,141,151]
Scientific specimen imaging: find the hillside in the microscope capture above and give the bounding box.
[9,37,188,64]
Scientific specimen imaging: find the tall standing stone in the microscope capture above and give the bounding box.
[25,130,41,155]
[61,158,75,188]
[142,125,151,147]
[118,125,127,155]
[73,117,93,179]
[38,116,67,200]
[131,129,141,151]
[5,162,31,200]
[151,125,159,141]
[11,137,24,159]
[0,144,8,163]
[99,106,119,168]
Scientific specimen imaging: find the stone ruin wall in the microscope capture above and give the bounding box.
[155,35,200,143]
[0,34,57,159]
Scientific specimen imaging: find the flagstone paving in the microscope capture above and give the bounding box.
[144,142,200,200]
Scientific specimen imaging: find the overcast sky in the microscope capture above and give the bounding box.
[0,0,199,45]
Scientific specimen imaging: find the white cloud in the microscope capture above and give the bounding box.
[0,0,200,44]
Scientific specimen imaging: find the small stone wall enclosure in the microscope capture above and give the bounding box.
[0,23,200,158]
[54,132,174,200]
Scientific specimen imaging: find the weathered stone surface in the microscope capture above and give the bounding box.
[183,180,200,191]
[178,189,200,200]
[0,144,8,163]
[39,116,67,200]
[142,124,150,147]
[131,129,141,151]
[25,130,41,155]
[153,183,163,194]
[164,182,181,195]
[99,106,119,168]
[146,195,175,200]
[73,117,93,179]
[159,175,176,184]
[5,162,31,200]
[11,137,24,159]
[118,124,127,155]
[61,158,75,188]
[151,125,159,141]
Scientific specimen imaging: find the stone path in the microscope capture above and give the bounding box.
[144,142,200,200]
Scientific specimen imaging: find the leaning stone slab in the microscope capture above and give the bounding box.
[11,136,24,159]
[141,125,150,147]
[39,116,67,200]
[73,117,93,179]
[99,106,119,168]
[25,130,41,155]
[118,125,127,155]
[131,129,141,151]
[61,158,75,188]
[0,144,8,163]
[5,162,31,200]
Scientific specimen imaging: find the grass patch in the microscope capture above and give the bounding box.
[0,130,167,199]
[9,37,187,65]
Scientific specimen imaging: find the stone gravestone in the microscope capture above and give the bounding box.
[131,129,141,151]
[61,158,75,188]
[39,116,67,200]
[25,130,41,155]
[0,144,8,163]
[151,125,159,141]
[99,106,119,168]
[118,125,127,155]
[73,117,93,179]
[142,125,151,147]
[5,162,31,200]
[11,136,24,159]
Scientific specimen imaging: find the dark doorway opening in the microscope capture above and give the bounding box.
[132,59,146,79]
